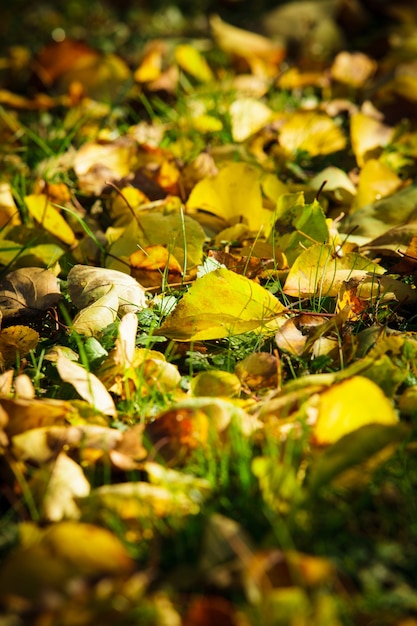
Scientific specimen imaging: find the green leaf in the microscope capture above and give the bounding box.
[270,193,329,264]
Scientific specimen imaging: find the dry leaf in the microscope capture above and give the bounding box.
[56,350,117,417]
[331,51,377,88]
[0,267,61,318]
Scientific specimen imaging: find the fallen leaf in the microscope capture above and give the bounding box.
[283,243,384,298]
[107,211,205,271]
[2,397,75,437]
[38,452,91,521]
[353,158,402,211]
[190,371,242,398]
[309,423,406,490]
[74,138,138,195]
[68,264,147,316]
[187,162,274,233]
[350,111,395,167]
[310,376,398,445]
[210,14,285,77]
[158,267,286,341]
[130,244,183,287]
[0,521,133,600]
[175,44,214,83]
[331,51,377,88]
[229,98,272,142]
[279,111,346,157]
[271,193,329,264]
[56,350,117,417]
[341,184,417,239]
[0,326,39,365]
[24,194,75,245]
[0,267,61,318]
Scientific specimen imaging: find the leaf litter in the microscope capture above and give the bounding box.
[0,1,417,624]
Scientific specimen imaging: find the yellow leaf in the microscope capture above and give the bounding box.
[279,111,346,157]
[74,139,137,195]
[353,158,402,210]
[331,51,377,88]
[0,521,133,600]
[175,44,214,83]
[191,114,223,133]
[283,243,384,298]
[71,286,119,336]
[56,351,117,417]
[187,162,274,233]
[230,98,272,142]
[40,452,90,521]
[0,326,39,365]
[210,14,285,77]
[134,41,164,83]
[350,112,395,168]
[157,267,286,341]
[24,194,75,245]
[312,376,398,445]
[0,182,20,228]
[190,370,242,398]
[1,397,75,437]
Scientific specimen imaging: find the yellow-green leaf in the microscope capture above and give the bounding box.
[186,162,274,233]
[311,376,398,445]
[24,194,75,245]
[283,243,384,298]
[279,111,346,157]
[157,267,286,341]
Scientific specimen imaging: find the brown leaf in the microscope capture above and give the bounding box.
[0,267,61,318]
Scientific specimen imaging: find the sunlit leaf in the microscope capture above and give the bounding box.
[229,98,272,142]
[38,452,90,521]
[1,397,75,437]
[210,14,285,76]
[56,350,117,417]
[0,521,133,600]
[72,286,119,336]
[190,370,241,398]
[235,352,279,391]
[130,244,182,287]
[108,212,205,271]
[341,184,417,239]
[24,194,75,245]
[187,162,274,233]
[311,376,398,445]
[158,267,286,341]
[74,138,137,195]
[68,264,147,317]
[353,158,402,211]
[271,193,329,264]
[83,481,205,524]
[331,51,377,88]
[350,112,395,167]
[0,182,20,228]
[283,243,384,297]
[175,44,214,83]
[279,111,346,157]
